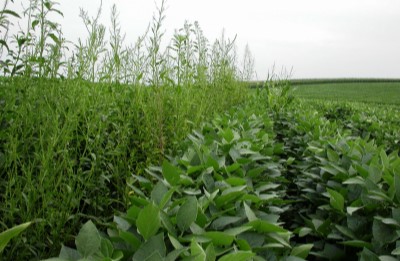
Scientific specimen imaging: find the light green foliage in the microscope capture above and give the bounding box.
[0,222,32,252]
[292,82,400,105]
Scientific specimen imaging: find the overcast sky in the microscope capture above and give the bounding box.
[15,0,400,79]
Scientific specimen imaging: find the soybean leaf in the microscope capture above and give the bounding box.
[165,248,187,261]
[359,247,380,261]
[177,196,198,232]
[151,181,168,205]
[203,231,235,246]
[205,243,216,261]
[246,220,287,233]
[219,251,255,261]
[211,216,242,230]
[392,247,400,255]
[327,188,344,212]
[59,245,81,260]
[372,219,398,245]
[244,203,258,222]
[137,203,160,240]
[119,230,141,250]
[132,233,166,261]
[75,221,101,257]
[191,239,206,260]
[291,244,313,259]
[162,161,181,186]
[340,240,372,249]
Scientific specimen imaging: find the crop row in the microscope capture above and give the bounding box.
[43,88,400,260]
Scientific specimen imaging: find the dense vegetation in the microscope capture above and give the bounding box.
[1,0,253,259]
[40,87,400,261]
[292,82,400,105]
[1,0,399,261]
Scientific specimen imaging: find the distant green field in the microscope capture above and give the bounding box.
[291,82,400,105]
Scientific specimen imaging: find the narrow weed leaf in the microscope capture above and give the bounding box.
[0,222,32,252]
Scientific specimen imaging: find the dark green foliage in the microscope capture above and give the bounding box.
[0,77,247,260]
[46,103,314,260]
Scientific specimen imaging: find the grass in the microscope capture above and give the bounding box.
[291,82,400,104]
[0,77,248,259]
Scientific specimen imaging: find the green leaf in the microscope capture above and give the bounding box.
[0,222,32,252]
[379,256,398,261]
[191,239,206,260]
[100,238,114,258]
[177,196,198,232]
[335,225,356,239]
[203,231,235,246]
[343,177,366,185]
[0,40,9,53]
[160,189,175,209]
[327,149,339,162]
[224,226,252,236]
[327,188,344,212]
[0,9,21,18]
[165,248,187,261]
[162,161,181,186]
[219,251,255,261]
[32,20,39,29]
[168,234,184,250]
[75,221,101,257]
[392,246,400,255]
[395,174,400,203]
[132,233,166,261]
[205,243,216,261]
[59,245,81,260]
[360,247,380,261]
[137,203,160,240]
[119,230,141,250]
[298,227,312,237]
[49,33,61,45]
[226,177,246,186]
[291,244,313,259]
[222,128,235,143]
[347,206,363,215]
[340,240,372,249]
[211,216,242,230]
[246,220,287,233]
[244,203,257,222]
[372,219,399,245]
[380,149,390,170]
[151,181,168,205]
